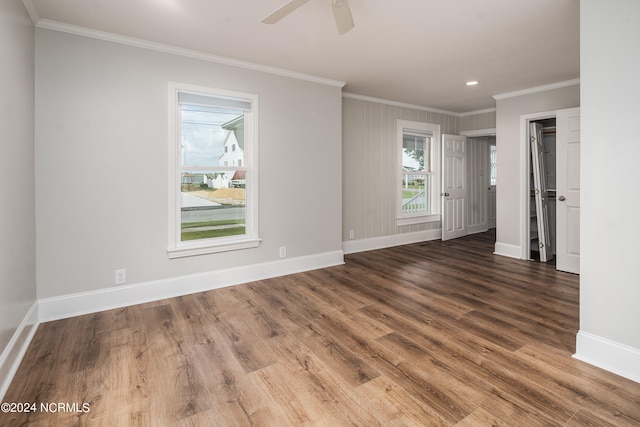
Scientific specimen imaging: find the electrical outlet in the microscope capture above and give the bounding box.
[115,268,126,285]
[349,230,355,240]
[279,246,287,258]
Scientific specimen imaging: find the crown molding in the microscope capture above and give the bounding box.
[21,0,39,25]
[342,93,498,118]
[493,78,580,100]
[459,107,496,117]
[342,92,460,117]
[36,19,346,89]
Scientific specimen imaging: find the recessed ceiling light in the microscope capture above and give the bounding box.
[466,81,479,86]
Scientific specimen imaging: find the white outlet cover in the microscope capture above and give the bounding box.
[115,269,126,284]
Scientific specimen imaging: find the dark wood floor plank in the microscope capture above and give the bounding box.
[4,231,640,426]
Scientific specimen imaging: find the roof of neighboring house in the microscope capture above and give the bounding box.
[231,170,246,180]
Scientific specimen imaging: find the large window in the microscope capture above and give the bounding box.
[168,83,259,258]
[397,119,441,226]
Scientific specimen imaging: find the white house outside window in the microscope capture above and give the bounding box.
[167,83,259,258]
[397,119,441,226]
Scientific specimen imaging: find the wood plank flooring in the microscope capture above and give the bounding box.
[3,232,640,426]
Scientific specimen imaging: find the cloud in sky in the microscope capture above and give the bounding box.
[180,106,242,167]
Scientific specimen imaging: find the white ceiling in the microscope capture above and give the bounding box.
[27,0,580,113]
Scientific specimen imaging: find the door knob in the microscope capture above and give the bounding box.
[558,195,566,201]
[441,192,450,197]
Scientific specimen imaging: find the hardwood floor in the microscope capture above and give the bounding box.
[3,232,640,426]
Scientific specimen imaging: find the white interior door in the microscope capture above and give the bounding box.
[442,134,467,241]
[530,122,554,262]
[556,107,580,274]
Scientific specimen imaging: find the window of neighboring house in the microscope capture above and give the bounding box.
[167,83,259,258]
[397,119,441,226]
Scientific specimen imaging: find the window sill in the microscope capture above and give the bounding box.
[167,237,261,259]
[396,214,440,227]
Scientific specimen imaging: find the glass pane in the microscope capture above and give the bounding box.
[402,133,429,171]
[181,104,244,168]
[180,170,246,241]
[490,145,497,186]
[401,173,429,214]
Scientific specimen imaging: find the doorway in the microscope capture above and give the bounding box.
[443,132,496,242]
[529,118,557,262]
[521,108,580,274]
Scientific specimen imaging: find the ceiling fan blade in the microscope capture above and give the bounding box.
[331,0,354,34]
[262,0,311,24]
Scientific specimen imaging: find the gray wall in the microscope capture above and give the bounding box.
[494,85,580,252]
[460,110,496,132]
[342,97,498,246]
[0,0,36,362]
[580,0,640,350]
[342,96,458,243]
[35,29,343,299]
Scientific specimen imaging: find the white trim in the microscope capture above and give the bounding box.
[493,79,580,101]
[397,119,441,223]
[167,82,260,257]
[493,242,522,259]
[36,20,346,89]
[167,238,262,259]
[21,0,39,25]
[460,128,496,137]
[467,224,489,235]
[38,250,344,322]
[574,331,640,384]
[0,302,39,401]
[343,229,441,254]
[342,93,498,118]
[459,108,496,117]
[343,92,459,116]
[396,214,440,227]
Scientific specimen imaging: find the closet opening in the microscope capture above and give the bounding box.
[529,117,556,263]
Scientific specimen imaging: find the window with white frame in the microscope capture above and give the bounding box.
[397,119,441,226]
[167,83,259,258]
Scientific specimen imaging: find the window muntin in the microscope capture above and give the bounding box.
[168,83,259,258]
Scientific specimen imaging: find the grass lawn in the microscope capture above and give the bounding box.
[181,219,244,229]
[402,189,423,198]
[181,218,245,241]
[182,227,245,241]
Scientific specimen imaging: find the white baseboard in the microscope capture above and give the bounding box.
[574,330,640,384]
[38,250,344,322]
[467,224,489,235]
[494,241,522,259]
[0,302,39,401]
[342,229,441,254]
